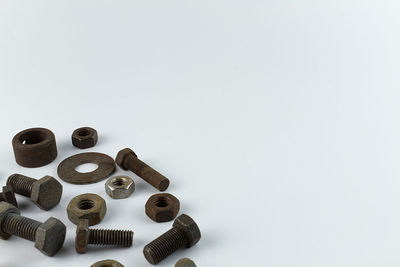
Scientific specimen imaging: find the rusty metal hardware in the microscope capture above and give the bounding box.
[0,186,18,207]
[67,193,107,226]
[143,214,201,264]
[175,258,197,267]
[12,128,57,167]
[115,148,170,191]
[145,193,180,222]
[0,202,66,256]
[91,260,125,267]
[75,219,133,253]
[7,174,62,211]
[105,176,135,199]
[58,152,115,184]
[72,127,98,149]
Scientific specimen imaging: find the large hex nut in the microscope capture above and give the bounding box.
[105,176,135,199]
[91,260,124,267]
[67,194,106,226]
[145,193,180,222]
[71,127,98,149]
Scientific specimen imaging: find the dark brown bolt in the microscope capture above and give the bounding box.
[115,148,170,191]
[76,219,133,253]
[143,214,201,265]
[0,186,18,207]
[0,202,66,256]
[7,173,63,211]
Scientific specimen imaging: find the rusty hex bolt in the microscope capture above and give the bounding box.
[0,202,66,256]
[143,214,201,264]
[0,186,18,207]
[7,174,63,211]
[115,148,170,191]
[75,219,133,253]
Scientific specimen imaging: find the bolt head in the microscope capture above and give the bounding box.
[115,148,137,170]
[173,214,201,248]
[2,186,18,207]
[35,217,66,256]
[31,176,63,210]
[0,202,20,240]
[75,219,89,253]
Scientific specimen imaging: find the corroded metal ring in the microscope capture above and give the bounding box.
[57,152,115,184]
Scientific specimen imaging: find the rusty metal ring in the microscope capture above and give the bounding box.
[57,152,115,184]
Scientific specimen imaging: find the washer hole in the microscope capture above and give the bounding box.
[155,197,169,207]
[78,199,95,210]
[75,163,98,173]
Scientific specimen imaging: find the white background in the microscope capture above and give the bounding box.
[1,1,400,266]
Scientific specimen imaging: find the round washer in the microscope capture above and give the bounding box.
[58,152,115,184]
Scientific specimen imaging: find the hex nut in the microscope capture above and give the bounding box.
[145,193,180,222]
[67,194,106,226]
[72,127,98,149]
[91,260,124,267]
[34,217,67,256]
[105,176,135,199]
[0,202,20,240]
[175,258,197,267]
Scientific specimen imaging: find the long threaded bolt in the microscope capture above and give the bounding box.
[0,202,66,256]
[7,173,63,210]
[115,148,170,191]
[76,219,134,253]
[0,186,18,207]
[143,214,201,265]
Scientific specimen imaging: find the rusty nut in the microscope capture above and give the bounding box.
[72,127,98,149]
[145,193,180,222]
[67,193,106,226]
[91,260,124,267]
[105,176,135,199]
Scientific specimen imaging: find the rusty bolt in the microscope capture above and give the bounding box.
[145,193,180,222]
[0,202,66,256]
[0,186,18,207]
[143,214,201,264]
[7,174,62,211]
[75,219,133,253]
[67,193,107,226]
[115,148,170,191]
[72,127,98,149]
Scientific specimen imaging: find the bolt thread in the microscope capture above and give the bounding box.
[88,229,133,247]
[144,228,186,264]
[2,213,41,241]
[7,174,36,197]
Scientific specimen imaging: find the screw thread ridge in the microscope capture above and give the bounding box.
[7,174,36,197]
[2,213,41,241]
[144,228,186,264]
[88,229,133,247]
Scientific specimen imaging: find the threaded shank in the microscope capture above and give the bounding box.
[7,174,36,197]
[143,228,186,264]
[2,213,41,241]
[88,229,133,247]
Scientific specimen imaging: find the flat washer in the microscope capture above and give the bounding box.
[58,152,115,184]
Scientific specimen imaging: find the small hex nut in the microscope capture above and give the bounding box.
[105,176,135,199]
[72,127,98,149]
[175,258,197,267]
[145,193,180,222]
[91,260,124,267]
[67,193,106,226]
[0,202,20,240]
[35,217,66,256]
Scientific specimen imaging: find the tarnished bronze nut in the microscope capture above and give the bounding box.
[91,260,124,267]
[72,127,98,149]
[12,128,57,167]
[67,194,106,226]
[105,176,135,199]
[175,258,197,267]
[145,193,180,222]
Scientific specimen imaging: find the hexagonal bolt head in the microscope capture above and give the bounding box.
[67,193,107,226]
[91,260,124,267]
[75,219,90,253]
[0,202,20,240]
[1,186,18,207]
[31,176,63,211]
[173,214,201,248]
[175,258,197,267]
[145,193,180,222]
[35,217,66,256]
[105,176,135,199]
[115,148,137,170]
[72,127,98,149]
